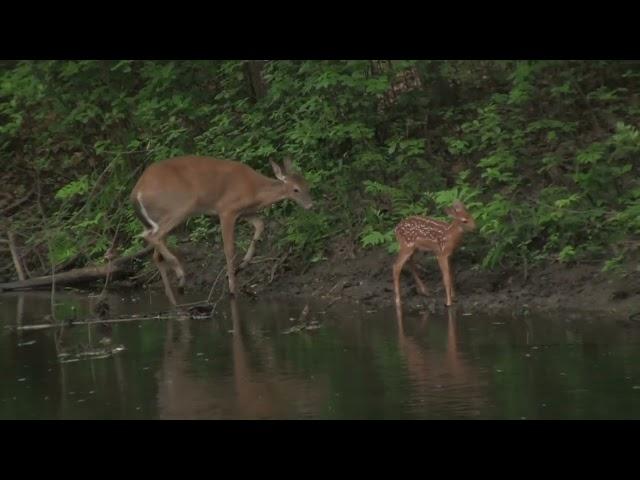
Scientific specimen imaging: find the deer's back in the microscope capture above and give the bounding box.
[395,216,448,244]
[131,156,263,204]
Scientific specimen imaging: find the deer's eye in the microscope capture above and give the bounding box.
[294,187,300,193]
[462,218,468,223]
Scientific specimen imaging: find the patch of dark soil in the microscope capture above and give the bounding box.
[114,234,640,321]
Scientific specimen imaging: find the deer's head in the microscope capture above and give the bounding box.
[444,200,476,232]
[270,158,313,210]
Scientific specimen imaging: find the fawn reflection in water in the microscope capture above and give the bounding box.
[396,307,488,418]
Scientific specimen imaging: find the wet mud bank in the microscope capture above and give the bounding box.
[121,239,640,322]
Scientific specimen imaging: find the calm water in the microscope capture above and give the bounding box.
[1,290,639,420]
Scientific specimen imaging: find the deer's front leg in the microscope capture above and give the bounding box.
[437,254,454,307]
[220,213,239,296]
[449,261,456,302]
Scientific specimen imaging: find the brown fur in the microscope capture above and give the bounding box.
[131,156,313,305]
[392,200,476,315]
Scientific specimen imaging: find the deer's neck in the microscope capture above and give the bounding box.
[254,177,287,209]
[446,221,465,236]
[443,221,465,248]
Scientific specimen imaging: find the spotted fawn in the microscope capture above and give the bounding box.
[392,200,476,312]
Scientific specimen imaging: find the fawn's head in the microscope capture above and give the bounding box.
[444,200,476,232]
[270,157,313,210]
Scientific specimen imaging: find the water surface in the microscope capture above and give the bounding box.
[1,291,639,419]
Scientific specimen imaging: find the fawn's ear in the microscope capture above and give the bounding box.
[270,160,286,182]
[452,199,465,211]
[444,206,456,217]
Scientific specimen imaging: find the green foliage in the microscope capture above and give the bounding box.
[55,176,90,200]
[602,254,624,273]
[1,60,639,272]
[188,216,217,244]
[281,208,333,259]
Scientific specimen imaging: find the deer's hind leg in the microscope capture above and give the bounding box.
[393,245,416,313]
[152,249,177,306]
[138,201,196,301]
[408,257,428,296]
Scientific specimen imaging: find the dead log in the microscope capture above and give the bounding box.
[0,246,152,292]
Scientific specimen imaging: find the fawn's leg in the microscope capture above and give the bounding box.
[393,246,415,313]
[437,254,454,306]
[450,262,457,302]
[408,258,428,296]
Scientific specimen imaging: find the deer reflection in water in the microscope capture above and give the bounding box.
[157,298,329,419]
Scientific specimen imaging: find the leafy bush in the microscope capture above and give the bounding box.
[1,60,638,273]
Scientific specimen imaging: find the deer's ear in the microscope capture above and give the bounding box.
[444,207,456,217]
[270,160,286,182]
[283,157,295,174]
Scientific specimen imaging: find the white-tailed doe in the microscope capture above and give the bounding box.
[131,156,313,305]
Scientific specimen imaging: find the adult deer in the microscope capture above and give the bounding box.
[130,156,313,305]
[392,200,476,313]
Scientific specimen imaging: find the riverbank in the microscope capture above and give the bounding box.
[122,236,640,322]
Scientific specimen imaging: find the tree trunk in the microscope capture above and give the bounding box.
[245,60,267,102]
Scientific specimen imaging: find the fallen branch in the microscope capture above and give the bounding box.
[7,231,27,281]
[1,261,18,274]
[207,262,228,303]
[318,296,343,313]
[0,246,152,292]
[9,310,177,331]
[268,247,291,284]
[0,189,34,217]
[128,267,157,285]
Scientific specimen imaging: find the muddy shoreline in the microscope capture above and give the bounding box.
[111,237,640,322]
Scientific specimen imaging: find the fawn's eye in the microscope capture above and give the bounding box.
[294,187,300,193]
[462,218,468,223]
